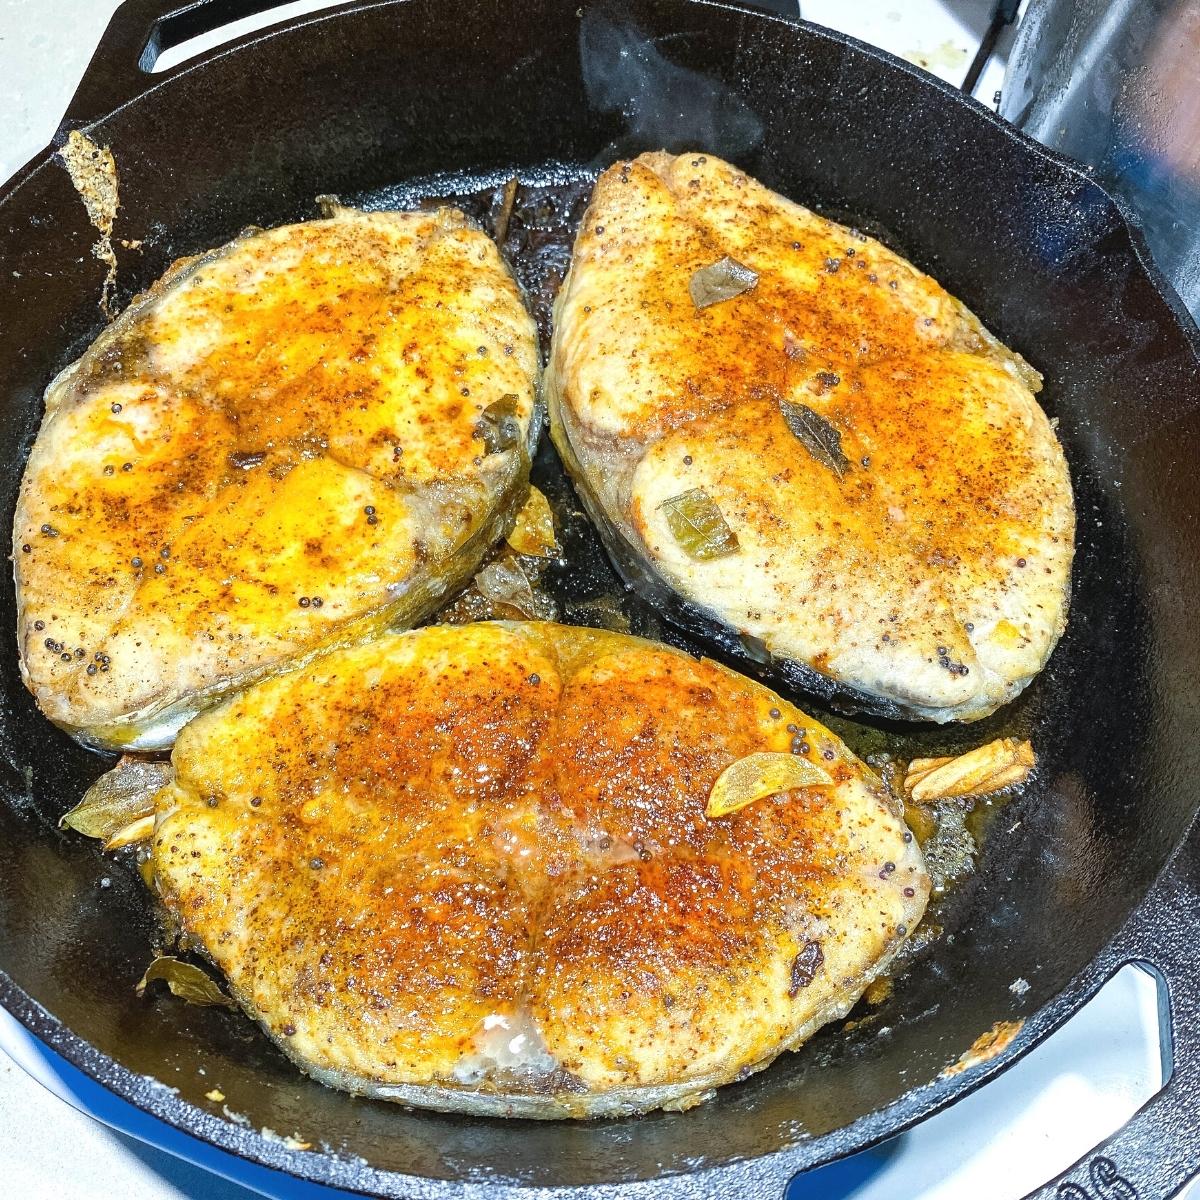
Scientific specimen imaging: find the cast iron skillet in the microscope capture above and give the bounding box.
[1,1,1199,1197]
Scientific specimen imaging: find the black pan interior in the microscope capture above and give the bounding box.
[2,0,1200,1190]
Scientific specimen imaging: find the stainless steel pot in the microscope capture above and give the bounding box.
[1001,0,1200,317]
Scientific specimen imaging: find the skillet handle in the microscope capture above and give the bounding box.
[62,0,342,127]
[1020,817,1200,1200]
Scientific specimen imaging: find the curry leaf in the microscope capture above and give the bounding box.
[780,401,850,480]
[659,489,740,560]
[506,486,560,558]
[61,759,170,841]
[136,956,235,1008]
[476,394,522,455]
[788,940,825,997]
[689,256,758,309]
[476,559,540,617]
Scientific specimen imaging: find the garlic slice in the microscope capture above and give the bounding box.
[707,752,833,819]
[905,737,1035,802]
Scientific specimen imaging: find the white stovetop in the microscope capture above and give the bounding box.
[0,2,1191,1198]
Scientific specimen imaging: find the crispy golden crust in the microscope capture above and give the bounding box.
[549,153,1074,722]
[151,621,928,1117]
[14,208,537,749]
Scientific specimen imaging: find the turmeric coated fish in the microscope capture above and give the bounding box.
[13,205,538,749]
[548,153,1074,722]
[129,620,928,1117]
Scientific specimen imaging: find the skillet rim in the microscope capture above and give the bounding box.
[1,0,1199,1194]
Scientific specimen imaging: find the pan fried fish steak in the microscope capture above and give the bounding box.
[13,205,537,750]
[549,153,1075,722]
[148,621,928,1118]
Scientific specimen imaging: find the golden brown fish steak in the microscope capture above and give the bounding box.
[146,620,929,1118]
[549,152,1075,722]
[13,205,538,749]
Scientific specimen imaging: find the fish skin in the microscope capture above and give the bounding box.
[13,207,538,749]
[146,620,928,1118]
[548,152,1074,723]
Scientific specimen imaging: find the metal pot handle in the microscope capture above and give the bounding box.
[61,0,349,127]
[58,0,802,141]
[1018,816,1200,1200]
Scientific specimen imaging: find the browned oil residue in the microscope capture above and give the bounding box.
[941,1018,1024,1078]
[59,130,120,315]
[863,976,893,1007]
